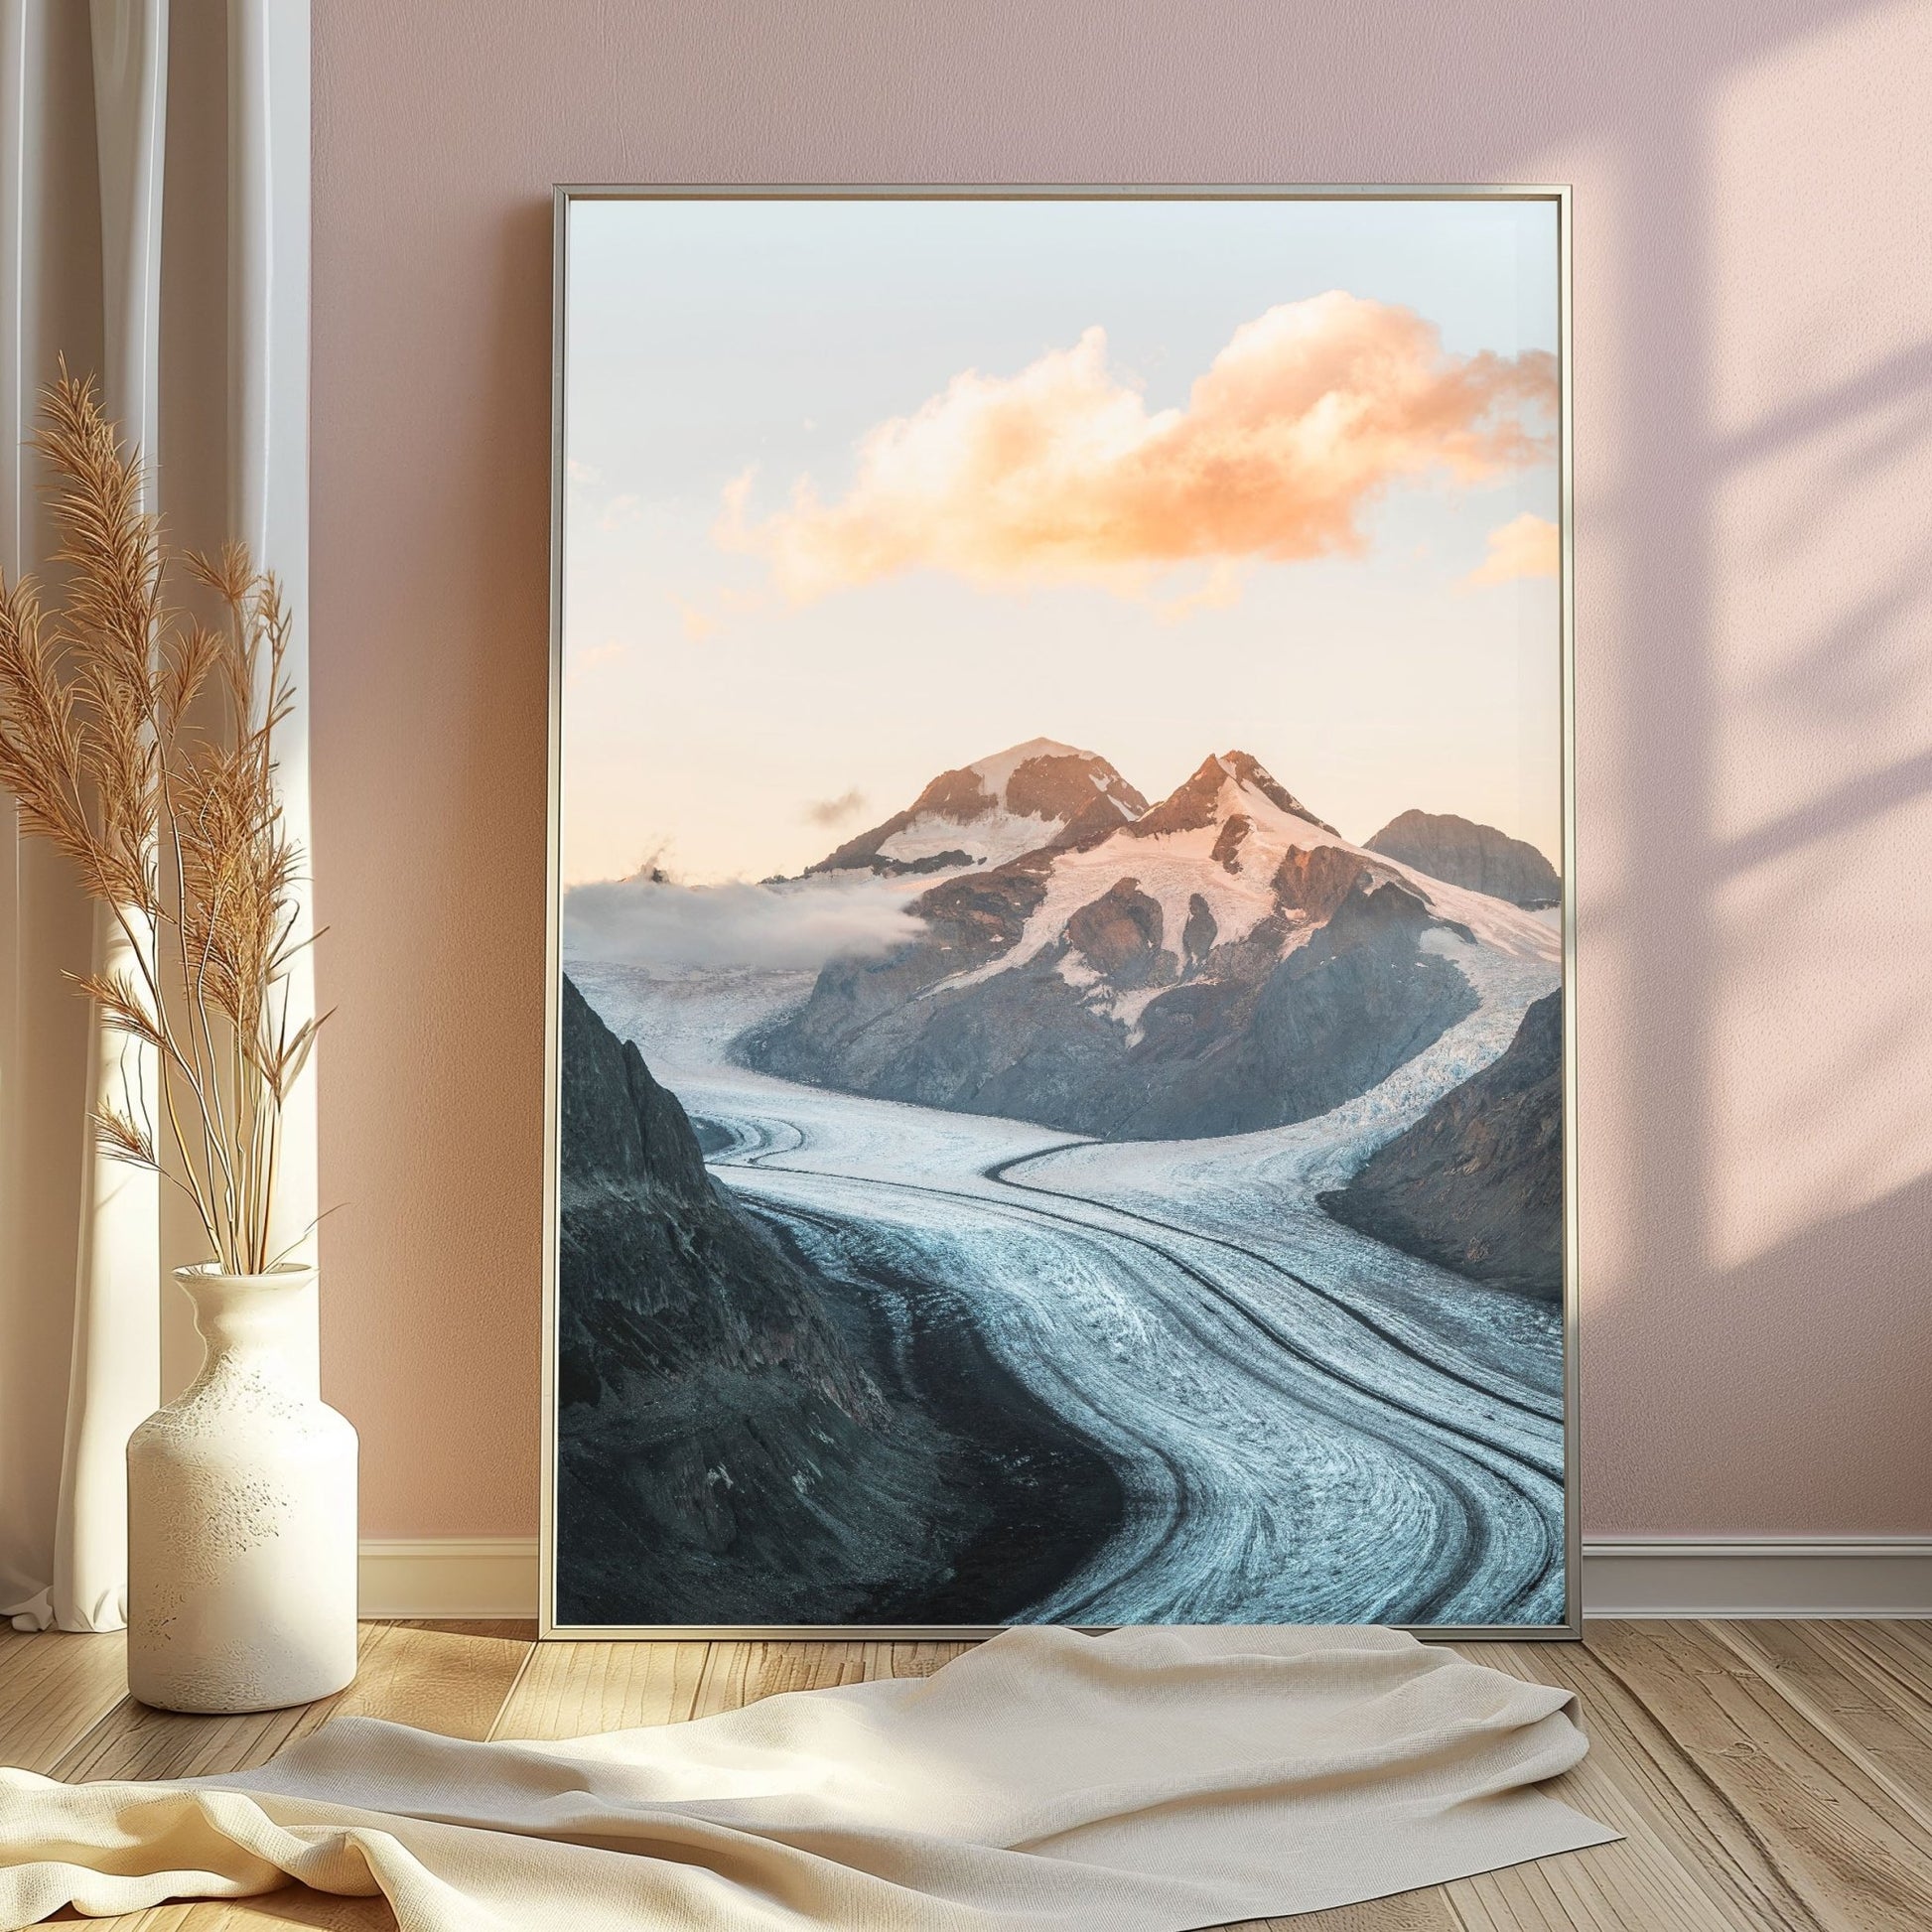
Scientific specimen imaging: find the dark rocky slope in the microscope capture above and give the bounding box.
[1365,810,1561,908]
[557,975,1118,1623]
[1317,990,1564,1300]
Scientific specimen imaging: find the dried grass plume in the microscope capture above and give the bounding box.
[0,364,324,1274]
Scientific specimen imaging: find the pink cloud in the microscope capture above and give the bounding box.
[717,292,1557,602]
[674,597,721,641]
[1462,511,1561,588]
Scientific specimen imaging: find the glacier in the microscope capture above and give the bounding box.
[567,953,1567,1627]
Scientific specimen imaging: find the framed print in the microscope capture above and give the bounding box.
[542,186,1577,1639]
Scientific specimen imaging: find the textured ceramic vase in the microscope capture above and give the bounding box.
[126,1265,357,1713]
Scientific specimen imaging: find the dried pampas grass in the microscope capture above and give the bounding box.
[0,363,324,1274]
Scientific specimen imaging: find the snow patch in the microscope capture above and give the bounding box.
[875,807,1062,870]
[967,736,1091,794]
[935,823,1279,998]
[1056,951,1103,993]
[1106,983,1173,1044]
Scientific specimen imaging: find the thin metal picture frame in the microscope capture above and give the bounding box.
[539,183,1579,1643]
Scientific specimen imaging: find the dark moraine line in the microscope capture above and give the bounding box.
[746,1202,1128,1626]
[1491,1497,1562,1622]
[984,1146,1566,1429]
[745,1166,1534,1625]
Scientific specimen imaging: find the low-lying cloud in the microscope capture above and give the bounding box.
[563,873,925,971]
[802,788,867,827]
[718,292,1557,603]
[1461,510,1560,588]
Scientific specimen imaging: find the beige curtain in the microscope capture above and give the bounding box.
[0,0,314,1634]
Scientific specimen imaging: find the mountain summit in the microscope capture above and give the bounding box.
[1131,751,1338,841]
[808,739,1148,880]
[1364,810,1560,908]
[757,744,1558,1141]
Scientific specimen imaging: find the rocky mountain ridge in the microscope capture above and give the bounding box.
[1365,809,1560,909]
[1318,989,1564,1299]
[754,750,1557,1141]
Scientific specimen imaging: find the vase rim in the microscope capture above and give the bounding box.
[173,1261,316,1288]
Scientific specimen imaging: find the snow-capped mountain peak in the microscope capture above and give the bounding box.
[807,740,1149,879]
[1131,750,1339,841]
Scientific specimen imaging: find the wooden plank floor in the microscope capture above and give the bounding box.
[7,1620,1932,1929]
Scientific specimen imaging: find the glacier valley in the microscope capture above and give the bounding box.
[568,953,1565,1627]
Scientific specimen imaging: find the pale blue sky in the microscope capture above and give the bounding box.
[562,195,1562,885]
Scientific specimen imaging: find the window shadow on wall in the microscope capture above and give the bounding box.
[1565,1,1932,1531]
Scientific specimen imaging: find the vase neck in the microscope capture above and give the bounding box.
[177,1269,318,1390]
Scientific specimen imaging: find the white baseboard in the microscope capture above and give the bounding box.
[359,1539,540,1619]
[1581,1537,1932,1618]
[358,1536,1932,1623]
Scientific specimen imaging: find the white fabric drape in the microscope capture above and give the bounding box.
[0,1626,1618,1930]
[0,0,315,1635]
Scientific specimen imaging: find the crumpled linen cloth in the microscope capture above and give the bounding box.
[0,1623,1616,1931]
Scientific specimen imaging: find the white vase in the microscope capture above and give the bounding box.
[126,1265,358,1713]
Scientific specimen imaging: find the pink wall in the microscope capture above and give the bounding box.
[310,0,1932,1539]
